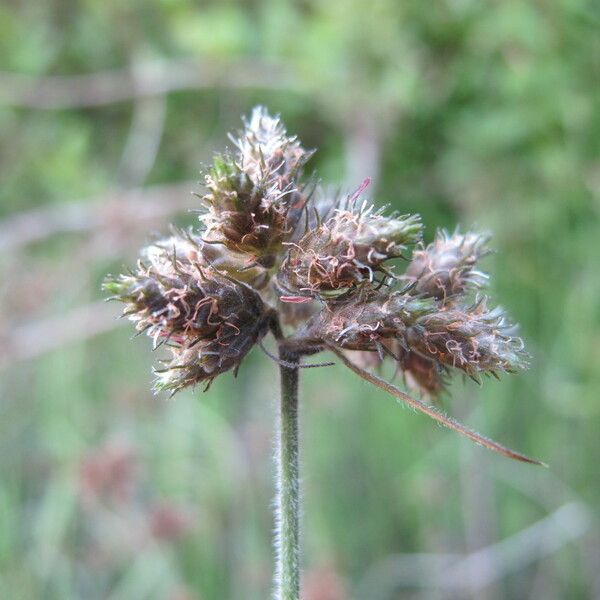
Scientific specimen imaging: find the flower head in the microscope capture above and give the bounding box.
[104,233,269,393]
[306,289,526,394]
[405,297,528,379]
[403,229,490,301]
[199,106,312,266]
[276,181,422,302]
[105,106,535,465]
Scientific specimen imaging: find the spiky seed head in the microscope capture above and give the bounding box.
[276,194,423,302]
[406,298,528,378]
[104,233,268,393]
[199,107,312,264]
[404,230,490,301]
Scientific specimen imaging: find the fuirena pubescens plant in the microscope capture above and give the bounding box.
[104,107,543,600]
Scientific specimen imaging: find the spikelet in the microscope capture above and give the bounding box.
[406,297,528,379]
[199,107,312,266]
[104,233,269,393]
[276,181,422,301]
[310,291,526,384]
[311,290,435,350]
[403,230,490,301]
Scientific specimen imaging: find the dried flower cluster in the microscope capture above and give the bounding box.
[105,106,534,461]
[104,106,528,395]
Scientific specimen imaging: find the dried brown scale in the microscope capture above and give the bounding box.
[342,349,386,371]
[399,349,448,398]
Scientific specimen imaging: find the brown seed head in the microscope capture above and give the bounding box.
[277,195,422,301]
[406,297,528,379]
[104,234,269,393]
[404,230,490,301]
[199,107,312,264]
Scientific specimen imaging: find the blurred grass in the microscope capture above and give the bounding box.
[1,1,599,599]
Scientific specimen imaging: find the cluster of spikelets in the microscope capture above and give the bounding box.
[104,106,528,397]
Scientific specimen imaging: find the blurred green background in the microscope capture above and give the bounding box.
[1,1,599,599]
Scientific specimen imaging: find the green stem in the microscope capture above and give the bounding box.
[274,347,300,600]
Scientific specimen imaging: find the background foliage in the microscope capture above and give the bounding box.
[1,1,599,598]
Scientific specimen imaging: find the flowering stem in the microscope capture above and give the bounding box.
[274,346,300,600]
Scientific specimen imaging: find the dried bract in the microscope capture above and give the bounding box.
[399,348,448,398]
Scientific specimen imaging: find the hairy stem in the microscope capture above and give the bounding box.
[274,346,301,600]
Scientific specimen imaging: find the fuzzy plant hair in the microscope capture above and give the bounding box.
[105,106,543,600]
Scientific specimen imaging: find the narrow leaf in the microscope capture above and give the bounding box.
[328,344,546,466]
